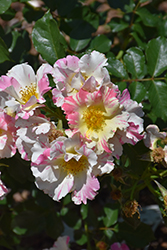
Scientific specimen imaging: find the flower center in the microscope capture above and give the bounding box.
[152,147,165,163]
[81,72,88,81]
[61,155,89,175]
[19,83,38,103]
[82,106,106,132]
[48,127,64,143]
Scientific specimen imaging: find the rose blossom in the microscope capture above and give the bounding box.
[43,236,70,250]
[31,133,101,204]
[110,242,130,250]
[51,50,110,107]
[62,85,144,156]
[0,63,52,119]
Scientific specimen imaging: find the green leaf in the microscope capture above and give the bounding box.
[13,226,27,235]
[69,20,96,40]
[23,5,44,23]
[0,7,16,21]
[117,222,155,248]
[136,8,159,27]
[107,57,128,79]
[116,81,127,93]
[55,0,79,17]
[123,47,146,79]
[45,212,64,239]
[70,38,91,52]
[90,35,112,53]
[103,204,119,227]
[80,204,88,220]
[146,80,167,121]
[104,229,114,239]
[82,6,99,30]
[122,213,141,229]
[42,0,57,11]
[0,0,11,14]
[0,37,12,63]
[131,32,146,49]
[74,230,87,245]
[146,36,167,77]
[132,23,145,39]
[108,19,129,33]
[32,10,67,65]
[61,208,82,229]
[157,18,167,37]
[124,0,135,13]
[128,81,146,103]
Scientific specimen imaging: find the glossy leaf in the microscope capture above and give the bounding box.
[32,11,67,65]
[123,47,146,79]
[107,57,128,79]
[108,19,129,33]
[90,35,112,53]
[131,32,146,49]
[70,38,91,52]
[146,80,167,121]
[0,0,11,14]
[136,8,159,27]
[128,81,146,103]
[146,37,167,77]
[0,37,12,63]
[82,6,99,30]
[132,23,145,39]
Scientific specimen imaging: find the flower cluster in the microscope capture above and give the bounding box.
[0,51,144,204]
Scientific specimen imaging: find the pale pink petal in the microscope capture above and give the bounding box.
[144,125,166,150]
[7,63,35,87]
[72,174,100,205]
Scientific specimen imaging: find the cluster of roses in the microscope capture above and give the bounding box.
[0,50,150,205]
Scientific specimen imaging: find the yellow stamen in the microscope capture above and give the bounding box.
[82,106,106,132]
[19,83,38,103]
[152,147,165,163]
[61,155,89,175]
